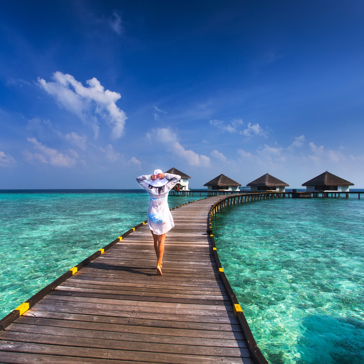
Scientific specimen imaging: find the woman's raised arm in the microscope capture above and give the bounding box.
[164,173,181,192]
[136,174,152,190]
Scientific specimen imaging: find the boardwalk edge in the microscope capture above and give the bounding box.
[208,193,270,364]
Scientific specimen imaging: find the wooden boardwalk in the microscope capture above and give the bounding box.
[0,196,255,363]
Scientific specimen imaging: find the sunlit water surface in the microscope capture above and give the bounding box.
[0,190,202,319]
[214,198,364,364]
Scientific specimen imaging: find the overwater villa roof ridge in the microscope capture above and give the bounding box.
[204,174,241,187]
[302,171,354,187]
[165,167,191,179]
[247,173,289,187]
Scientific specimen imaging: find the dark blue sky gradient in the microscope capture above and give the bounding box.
[1,1,364,188]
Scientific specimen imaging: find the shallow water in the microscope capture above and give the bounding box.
[0,190,202,319]
[213,198,364,364]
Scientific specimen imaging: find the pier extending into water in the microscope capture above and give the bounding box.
[170,189,364,199]
[0,195,269,364]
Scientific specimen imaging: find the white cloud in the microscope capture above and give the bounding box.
[210,118,266,137]
[153,106,167,121]
[309,142,324,164]
[96,145,142,168]
[238,137,349,170]
[129,156,141,168]
[25,138,77,167]
[242,123,266,137]
[309,142,346,164]
[211,149,227,162]
[108,11,123,35]
[258,145,287,165]
[327,150,346,163]
[102,144,122,163]
[26,118,54,140]
[309,142,324,155]
[6,78,32,87]
[148,128,210,167]
[0,151,16,167]
[210,119,243,133]
[64,132,87,150]
[237,149,254,159]
[259,145,283,157]
[288,135,305,150]
[238,137,305,168]
[38,72,127,140]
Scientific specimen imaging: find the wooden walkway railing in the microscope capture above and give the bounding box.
[0,196,267,364]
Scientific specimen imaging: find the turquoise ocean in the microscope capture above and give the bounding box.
[214,197,364,364]
[1,190,363,363]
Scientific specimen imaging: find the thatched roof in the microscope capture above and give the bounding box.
[165,167,191,179]
[302,171,354,186]
[204,174,241,187]
[247,173,289,187]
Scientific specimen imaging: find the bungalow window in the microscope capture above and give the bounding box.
[315,185,337,191]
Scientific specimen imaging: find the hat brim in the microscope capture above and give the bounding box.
[149,178,169,187]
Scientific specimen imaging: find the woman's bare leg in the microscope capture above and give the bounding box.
[151,231,159,260]
[151,231,166,275]
[157,234,166,270]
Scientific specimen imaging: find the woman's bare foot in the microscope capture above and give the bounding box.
[156,265,163,275]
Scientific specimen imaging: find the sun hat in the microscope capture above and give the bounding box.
[149,169,169,187]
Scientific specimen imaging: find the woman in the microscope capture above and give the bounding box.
[136,169,181,275]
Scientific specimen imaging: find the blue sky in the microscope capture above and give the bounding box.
[1,0,364,189]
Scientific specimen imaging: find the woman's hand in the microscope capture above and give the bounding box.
[151,174,157,180]
[157,173,165,179]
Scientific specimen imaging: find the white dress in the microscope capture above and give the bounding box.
[136,173,181,235]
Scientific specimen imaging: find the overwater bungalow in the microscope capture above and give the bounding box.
[204,174,241,191]
[165,167,191,190]
[302,171,354,192]
[247,173,289,192]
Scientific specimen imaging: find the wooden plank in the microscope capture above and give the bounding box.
[23,311,242,332]
[56,283,226,298]
[0,332,251,358]
[15,316,245,340]
[36,297,235,318]
[26,304,239,324]
[67,274,225,289]
[45,293,233,311]
[0,340,251,364]
[48,292,228,307]
[7,323,248,348]
[54,285,228,301]
[0,351,136,363]
[67,275,225,290]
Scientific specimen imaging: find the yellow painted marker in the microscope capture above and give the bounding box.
[118,236,123,241]
[132,227,135,231]
[70,267,78,274]
[16,302,30,316]
[213,247,217,250]
[210,234,213,237]
[99,248,105,254]
[234,304,243,315]
[219,268,224,273]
